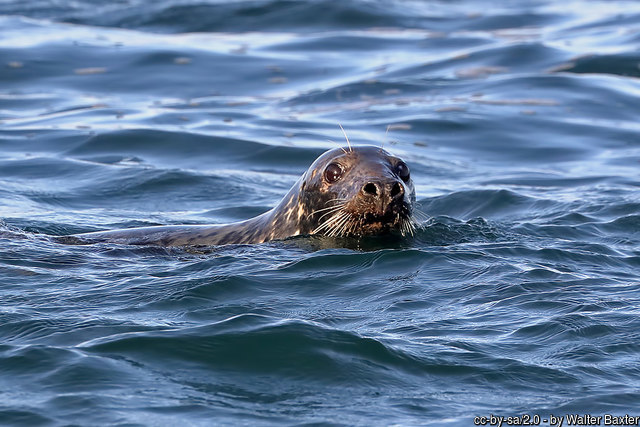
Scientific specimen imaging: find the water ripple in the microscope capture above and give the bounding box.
[1,0,640,424]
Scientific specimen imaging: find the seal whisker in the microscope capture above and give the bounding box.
[382,124,391,152]
[310,204,344,219]
[336,215,353,237]
[413,208,429,222]
[327,213,350,237]
[324,197,349,203]
[321,218,341,236]
[316,206,347,222]
[328,138,349,155]
[396,212,412,237]
[397,213,406,236]
[344,217,354,236]
[307,197,350,222]
[338,124,352,153]
[328,212,352,237]
[406,216,417,236]
[312,218,335,234]
[312,204,344,214]
[404,223,410,236]
[403,215,412,236]
[308,203,345,220]
[336,219,353,237]
[313,210,348,235]
[347,216,359,236]
[316,198,347,209]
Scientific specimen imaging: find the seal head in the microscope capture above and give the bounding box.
[290,145,416,238]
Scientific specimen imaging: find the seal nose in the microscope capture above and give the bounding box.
[390,182,403,200]
[361,180,404,200]
[362,182,379,197]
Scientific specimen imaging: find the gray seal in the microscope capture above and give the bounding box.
[72,145,416,246]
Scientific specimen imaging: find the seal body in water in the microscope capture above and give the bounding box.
[73,145,416,246]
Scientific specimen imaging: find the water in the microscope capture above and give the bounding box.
[1,0,639,425]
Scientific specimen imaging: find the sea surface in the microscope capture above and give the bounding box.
[1,0,639,425]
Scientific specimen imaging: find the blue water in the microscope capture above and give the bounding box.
[1,1,639,425]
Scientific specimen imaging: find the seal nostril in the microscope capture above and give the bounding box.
[363,182,378,196]
[390,182,403,199]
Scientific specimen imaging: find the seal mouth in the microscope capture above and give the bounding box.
[362,202,412,231]
[312,199,415,238]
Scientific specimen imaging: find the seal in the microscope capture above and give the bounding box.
[72,145,416,246]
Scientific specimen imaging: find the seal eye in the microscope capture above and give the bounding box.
[395,161,410,182]
[324,163,343,184]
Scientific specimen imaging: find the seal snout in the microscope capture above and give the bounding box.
[361,179,405,201]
